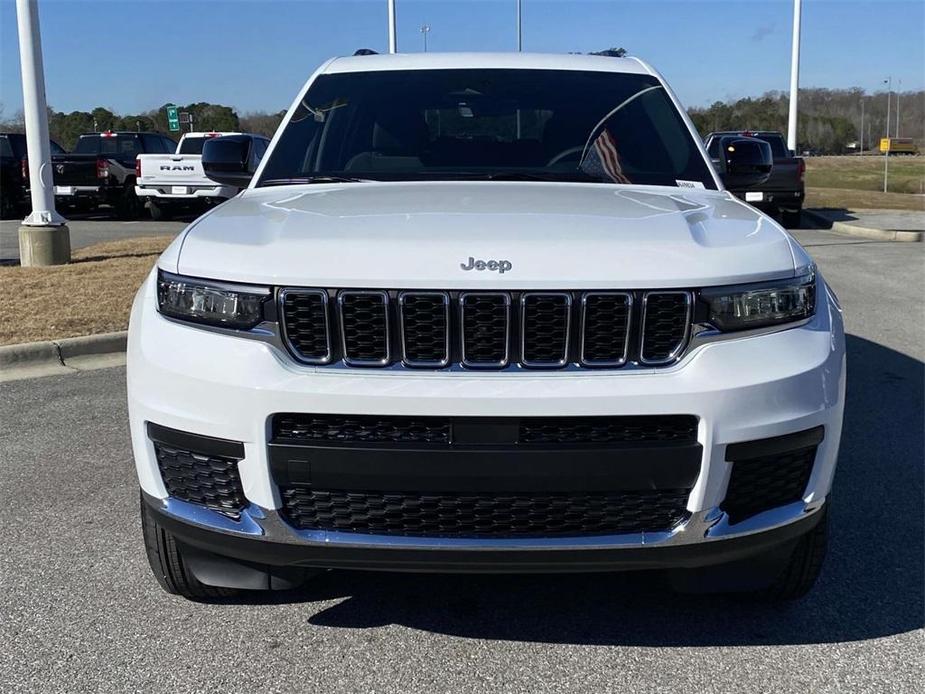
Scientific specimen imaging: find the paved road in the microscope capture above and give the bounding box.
[0,213,188,263]
[1,230,922,693]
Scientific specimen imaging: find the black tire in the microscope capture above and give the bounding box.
[757,508,828,601]
[116,182,143,220]
[148,199,172,221]
[781,208,802,228]
[140,492,239,601]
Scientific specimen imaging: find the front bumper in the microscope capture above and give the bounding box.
[127,269,845,570]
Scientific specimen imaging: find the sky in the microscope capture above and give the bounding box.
[1,0,923,118]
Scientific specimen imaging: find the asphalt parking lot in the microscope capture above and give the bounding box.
[1,227,922,693]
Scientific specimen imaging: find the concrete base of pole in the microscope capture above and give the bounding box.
[18,224,71,266]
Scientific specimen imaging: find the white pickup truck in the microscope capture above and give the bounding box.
[135,132,270,219]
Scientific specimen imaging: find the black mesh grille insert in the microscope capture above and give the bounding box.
[519,415,698,445]
[641,292,690,363]
[461,293,510,366]
[522,293,570,366]
[280,290,330,362]
[581,292,631,365]
[400,292,449,365]
[280,488,691,537]
[339,291,389,365]
[154,443,246,518]
[722,446,817,524]
[273,413,451,445]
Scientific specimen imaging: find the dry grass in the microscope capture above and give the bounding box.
[805,155,925,195]
[0,236,172,346]
[805,187,925,212]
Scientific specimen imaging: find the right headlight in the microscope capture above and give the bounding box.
[156,270,270,329]
[701,269,816,331]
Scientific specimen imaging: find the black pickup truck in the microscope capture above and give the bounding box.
[1,132,66,219]
[704,130,805,226]
[50,131,177,218]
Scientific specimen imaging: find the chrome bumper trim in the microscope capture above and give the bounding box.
[149,494,826,551]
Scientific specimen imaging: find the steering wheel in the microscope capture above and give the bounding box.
[546,146,585,167]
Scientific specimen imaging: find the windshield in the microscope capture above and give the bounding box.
[258,69,716,189]
[75,135,144,156]
[755,134,789,158]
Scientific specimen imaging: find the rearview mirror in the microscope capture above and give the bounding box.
[718,137,773,189]
[202,135,254,187]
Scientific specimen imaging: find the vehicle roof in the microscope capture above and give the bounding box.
[79,131,171,136]
[182,132,245,138]
[708,131,784,136]
[324,52,652,76]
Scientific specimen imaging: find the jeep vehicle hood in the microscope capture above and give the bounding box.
[169,181,803,288]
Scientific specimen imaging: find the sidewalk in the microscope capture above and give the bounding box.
[804,207,924,242]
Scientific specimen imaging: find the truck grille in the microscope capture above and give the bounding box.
[279,289,693,369]
[272,413,698,446]
[279,488,691,537]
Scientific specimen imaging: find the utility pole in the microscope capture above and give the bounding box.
[15,0,69,266]
[883,76,891,193]
[387,0,397,53]
[859,97,864,154]
[786,0,801,153]
[516,0,523,51]
[420,23,430,52]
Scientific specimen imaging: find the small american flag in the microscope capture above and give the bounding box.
[580,128,631,184]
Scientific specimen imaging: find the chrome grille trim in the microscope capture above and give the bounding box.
[459,292,511,369]
[337,290,391,367]
[639,290,692,366]
[579,291,633,367]
[520,292,572,368]
[278,288,333,365]
[398,291,451,368]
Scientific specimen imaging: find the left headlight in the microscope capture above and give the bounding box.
[701,269,816,331]
[156,270,270,329]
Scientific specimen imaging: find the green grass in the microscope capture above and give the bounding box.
[805,156,925,195]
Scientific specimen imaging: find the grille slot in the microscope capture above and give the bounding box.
[273,413,451,445]
[399,292,450,367]
[280,488,691,537]
[581,292,632,366]
[722,445,817,524]
[519,415,698,445]
[640,291,691,364]
[279,289,331,364]
[154,443,246,518]
[338,291,390,366]
[459,292,511,367]
[521,293,571,367]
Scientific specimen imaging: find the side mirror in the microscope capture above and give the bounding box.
[718,137,773,188]
[202,135,254,187]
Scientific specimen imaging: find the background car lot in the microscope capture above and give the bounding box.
[1,226,921,693]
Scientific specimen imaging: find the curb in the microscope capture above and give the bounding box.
[803,209,924,242]
[0,331,127,381]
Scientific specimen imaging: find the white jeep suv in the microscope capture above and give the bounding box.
[128,52,845,601]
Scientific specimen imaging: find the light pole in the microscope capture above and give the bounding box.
[387,0,397,53]
[884,77,892,138]
[420,23,430,52]
[15,0,69,266]
[516,0,522,51]
[859,96,864,154]
[786,0,801,153]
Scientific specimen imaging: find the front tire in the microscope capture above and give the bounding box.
[757,507,828,601]
[140,493,239,600]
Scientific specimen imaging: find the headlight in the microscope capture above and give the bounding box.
[157,270,270,329]
[701,269,816,331]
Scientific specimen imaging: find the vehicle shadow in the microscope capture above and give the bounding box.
[247,334,924,646]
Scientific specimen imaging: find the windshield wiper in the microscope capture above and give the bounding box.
[260,175,370,186]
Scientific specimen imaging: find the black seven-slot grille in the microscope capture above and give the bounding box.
[279,289,692,369]
[271,413,700,538]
